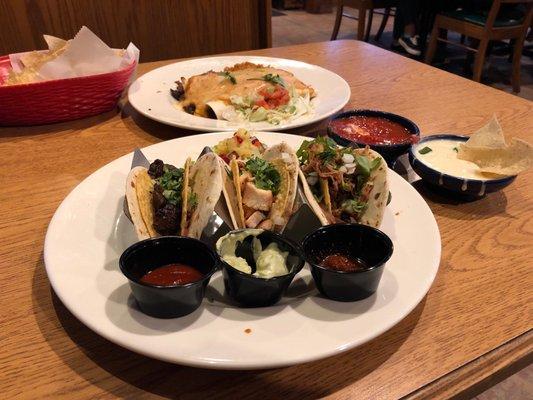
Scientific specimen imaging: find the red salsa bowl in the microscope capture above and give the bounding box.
[327,109,420,164]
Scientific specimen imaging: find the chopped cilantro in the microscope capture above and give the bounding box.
[453,147,458,153]
[244,157,281,194]
[218,71,236,84]
[156,166,185,206]
[341,199,367,216]
[418,146,432,155]
[247,73,286,87]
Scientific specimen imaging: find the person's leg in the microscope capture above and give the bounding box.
[396,0,422,55]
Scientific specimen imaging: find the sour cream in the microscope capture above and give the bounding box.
[416,139,502,180]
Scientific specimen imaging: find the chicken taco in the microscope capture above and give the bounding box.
[125,152,223,240]
[297,136,389,228]
[214,130,299,232]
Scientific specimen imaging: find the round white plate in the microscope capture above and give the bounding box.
[44,132,441,370]
[128,56,351,131]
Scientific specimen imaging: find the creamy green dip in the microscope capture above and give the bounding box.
[216,229,289,278]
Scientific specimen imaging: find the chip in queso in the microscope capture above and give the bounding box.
[416,116,532,180]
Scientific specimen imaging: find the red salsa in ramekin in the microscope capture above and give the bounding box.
[329,115,417,146]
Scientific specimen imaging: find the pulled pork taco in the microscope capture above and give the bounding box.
[297,136,389,228]
[214,129,298,232]
[125,153,223,240]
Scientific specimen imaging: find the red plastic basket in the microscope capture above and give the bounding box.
[0,55,137,126]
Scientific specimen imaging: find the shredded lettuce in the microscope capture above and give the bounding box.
[225,85,314,125]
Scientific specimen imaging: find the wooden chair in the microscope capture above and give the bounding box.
[331,0,395,42]
[424,0,533,93]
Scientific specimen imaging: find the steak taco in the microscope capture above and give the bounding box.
[297,136,389,228]
[214,130,299,232]
[125,152,223,240]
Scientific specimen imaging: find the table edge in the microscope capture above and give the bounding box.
[403,329,533,399]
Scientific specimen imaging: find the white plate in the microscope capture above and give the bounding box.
[44,132,441,370]
[127,56,351,131]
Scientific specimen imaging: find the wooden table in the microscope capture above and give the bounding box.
[1,40,531,399]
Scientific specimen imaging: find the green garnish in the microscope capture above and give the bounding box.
[218,71,236,84]
[248,73,286,88]
[156,166,185,206]
[354,155,380,176]
[297,136,337,164]
[453,147,458,153]
[387,192,392,205]
[244,157,281,195]
[188,192,198,210]
[418,146,432,155]
[341,199,367,216]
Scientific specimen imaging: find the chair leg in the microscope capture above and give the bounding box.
[357,7,367,41]
[375,7,391,41]
[424,23,440,64]
[473,38,490,82]
[364,9,374,42]
[511,37,525,93]
[331,2,343,40]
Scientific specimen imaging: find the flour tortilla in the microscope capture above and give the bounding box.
[299,148,389,228]
[185,153,224,238]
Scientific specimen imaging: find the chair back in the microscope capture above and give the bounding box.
[484,0,533,32]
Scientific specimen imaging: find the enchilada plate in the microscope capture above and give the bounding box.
[127,56,351,131]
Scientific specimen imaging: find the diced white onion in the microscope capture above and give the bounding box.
[281,152,291,163]
[342,153,354,164]
[346,167,356,175]
[339,166,348,173]
[344,163,356,169]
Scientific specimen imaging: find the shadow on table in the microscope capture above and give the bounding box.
[411,180,512,220]
[32,250,426,399]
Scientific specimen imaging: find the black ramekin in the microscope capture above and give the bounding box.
[119,236,219,318]
[408,134,516,197]
[217,229,305,307]
[302,224,393,302]
[327,109,420,165]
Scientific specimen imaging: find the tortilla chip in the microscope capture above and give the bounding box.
[458,138,533,175]
[465,115,507,149]
[457,116,533,175]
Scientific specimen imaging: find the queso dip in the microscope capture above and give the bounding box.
[416,139,504,180]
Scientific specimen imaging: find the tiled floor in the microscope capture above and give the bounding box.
[271,8,533,101]
[271,7,532,400]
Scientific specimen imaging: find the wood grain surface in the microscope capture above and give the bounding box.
[0,40,532,400]
[0,0,271,62]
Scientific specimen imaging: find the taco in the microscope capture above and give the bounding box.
[214,130,298,232]
[125,153,223,240]
[297,136,389,228]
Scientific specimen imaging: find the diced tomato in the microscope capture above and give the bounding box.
[220,154,230,164]
[255,86,290,109]
[234,134,243,144]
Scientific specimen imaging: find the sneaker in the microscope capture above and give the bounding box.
[399,36,421,56]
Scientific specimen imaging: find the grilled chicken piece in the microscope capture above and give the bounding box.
[245,211,266,228]
[242,182,273,211]
[257,219,273,230]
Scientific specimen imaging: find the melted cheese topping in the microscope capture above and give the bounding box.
[180,62,315,117]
